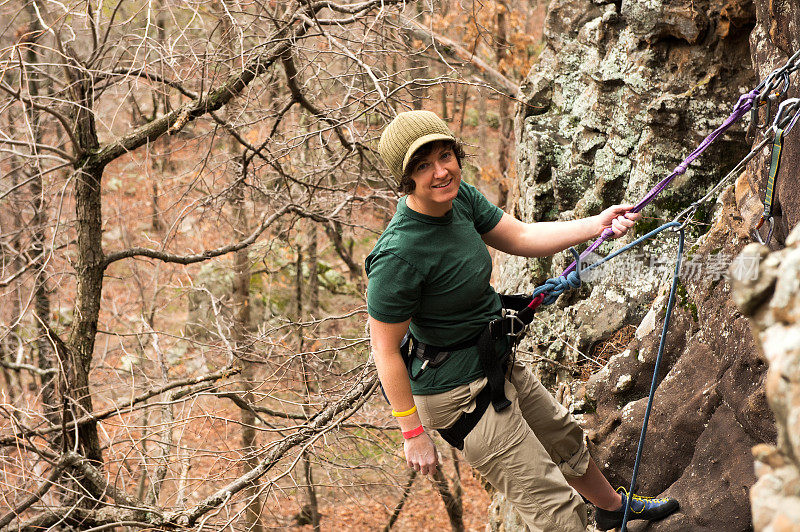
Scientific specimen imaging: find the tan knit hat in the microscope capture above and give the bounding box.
[378,111,456,181]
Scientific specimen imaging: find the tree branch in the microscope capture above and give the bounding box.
[0,136,74,163]
[217,391,394,430]
[0,366,240,447]
[104,68,199,99]
[0,459,66,528]
[103,204,295,267]
[308,0,389,14]
[166,373,379,527]
[395,15,520,98]
[0,81,81,158]
[89,25,307,168]
[0,251,48,288]
[0,358,58,377]
[64,451,155,511]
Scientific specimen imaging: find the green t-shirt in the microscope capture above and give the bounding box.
[365,181,505,394]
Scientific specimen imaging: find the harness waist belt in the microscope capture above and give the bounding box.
[404,294,535,412]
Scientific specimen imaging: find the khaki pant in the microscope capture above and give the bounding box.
[415,360,589,532]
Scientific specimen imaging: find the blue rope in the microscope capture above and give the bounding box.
[529,221,685,532]
[532,221,682,305]
[620,226,684,531]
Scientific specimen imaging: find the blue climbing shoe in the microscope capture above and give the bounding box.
[594,487,679,530]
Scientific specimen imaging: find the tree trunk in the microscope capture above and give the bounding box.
[408,4,426,110]
[383,469,417,531]
[301,451,321,532]
[69,158,105,470]
[67,62,105,475]
[495,4,512,209]
[308,223,319,313]
[324,221,364,292]
[3,108,23,403]
[220,0,265,521]
[294,238,321,529]
[432,465,465,532]
[232,169,264,531]
[22,2,58,423]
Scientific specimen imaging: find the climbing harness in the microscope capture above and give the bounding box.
[400,293,534,409]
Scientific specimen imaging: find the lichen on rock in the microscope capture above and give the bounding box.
[503,0,756,388]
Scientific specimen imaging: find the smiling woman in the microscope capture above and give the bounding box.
[366,110,678,531]
[404,142,463,216]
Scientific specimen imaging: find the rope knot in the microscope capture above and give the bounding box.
[736,89,760,112]
[541,270,582,305]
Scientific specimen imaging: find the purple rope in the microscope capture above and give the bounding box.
[557,88,760,279]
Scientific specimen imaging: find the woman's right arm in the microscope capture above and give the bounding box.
[369,316,439,475]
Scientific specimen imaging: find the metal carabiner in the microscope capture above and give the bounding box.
[773,98,800,129]
[753,72,791,130]
[672,202,699,231]
[752,216,775,245]
[749,93,776,138]
[503,309,527,339]
[789,49,800,74]
[773,71,791,100]
[749,98,768,134]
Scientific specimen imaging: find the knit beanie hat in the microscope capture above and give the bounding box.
[378,111,456,181]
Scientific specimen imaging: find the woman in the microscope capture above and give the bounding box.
[367,111,679,531]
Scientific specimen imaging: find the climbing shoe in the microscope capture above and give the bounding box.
[594,487,679,530]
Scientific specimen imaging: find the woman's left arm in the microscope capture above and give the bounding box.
[482,205,641,258]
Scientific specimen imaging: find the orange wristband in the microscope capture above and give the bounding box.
[402,425,425,439]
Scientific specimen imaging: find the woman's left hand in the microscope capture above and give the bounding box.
[595,204,641,239]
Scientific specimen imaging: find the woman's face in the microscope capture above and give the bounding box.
[407,143,462,215]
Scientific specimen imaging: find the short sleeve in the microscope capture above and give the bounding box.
[365,251,424,323]
[461,182,503,234]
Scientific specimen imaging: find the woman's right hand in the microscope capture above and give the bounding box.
[403,430,439,475]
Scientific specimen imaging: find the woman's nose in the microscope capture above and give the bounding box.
[433,162,448,178]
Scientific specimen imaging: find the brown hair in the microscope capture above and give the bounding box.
[399,139,466,194]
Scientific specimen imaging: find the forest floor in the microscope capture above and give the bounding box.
[282,471,492,531]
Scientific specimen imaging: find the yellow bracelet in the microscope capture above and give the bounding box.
[392,405,417,418]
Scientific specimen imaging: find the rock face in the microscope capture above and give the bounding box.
[494,0,800,529]
[736,3,800,530]
[500,0,757,387]
[732,230,800,531]
[737,3,800,247]
[578,187,775,531]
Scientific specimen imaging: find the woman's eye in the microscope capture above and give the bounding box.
[441,151,452,160]
[416,162,429,172]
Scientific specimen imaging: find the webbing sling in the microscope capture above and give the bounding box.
[753,126,784,244]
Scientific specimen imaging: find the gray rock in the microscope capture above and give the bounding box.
[489,0,800,528]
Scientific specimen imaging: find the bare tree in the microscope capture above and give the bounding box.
[0,0,546,529]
